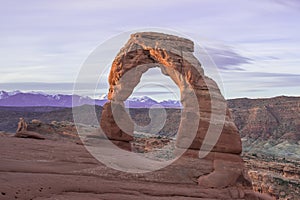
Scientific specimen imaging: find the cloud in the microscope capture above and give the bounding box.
[0,82,74,91]
[253,73,300,88]
[222,71,300,84]
[240,72,300,78]
[204,47,251,71]
[271,0,300,10]
[221,71,300,98]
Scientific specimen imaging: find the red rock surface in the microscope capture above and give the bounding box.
[244,154,300,199]
[228,96,299,141]
[14,130,45,140]
[0,135,271,200]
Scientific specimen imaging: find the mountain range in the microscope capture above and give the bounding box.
[0,91,181,108]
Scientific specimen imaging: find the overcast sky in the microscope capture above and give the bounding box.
[0,0,299,100]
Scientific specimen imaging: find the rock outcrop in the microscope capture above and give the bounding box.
[0,133,273,200]
[228,96,300,199]
[228,96,300,158]
[14,118,45,140]
[244,154,300,199]
[14,131,45,140]
[228,96,299,139]
[100,32,248,190]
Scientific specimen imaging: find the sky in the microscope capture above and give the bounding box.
[0,0,299,100]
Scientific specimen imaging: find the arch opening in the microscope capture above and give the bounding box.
[127,67,181,103]
[122,67,182,157]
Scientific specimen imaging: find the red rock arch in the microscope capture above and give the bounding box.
[100,32,241,155]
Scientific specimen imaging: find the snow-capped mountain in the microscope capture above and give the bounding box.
[160,100,182,108]
[0,91,106,107]
[0,91,181,108]
[0,90,22,100]
[125,96,159,108]
[125,96,182,108]
[99,94,108,100]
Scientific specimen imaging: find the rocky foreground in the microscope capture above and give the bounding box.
[228,96,300,199]
[133,133,300,200]
[0,95,299,199]
[2,119,299,199]
[243,153,300,199]
[0,123,271,200]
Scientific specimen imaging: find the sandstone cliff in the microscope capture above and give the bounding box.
[228,96,300,159]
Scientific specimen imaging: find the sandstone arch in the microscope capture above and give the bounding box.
[99,32,249,188]
[100,32,242,155]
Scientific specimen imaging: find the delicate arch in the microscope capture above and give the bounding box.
[100,32,242,154]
